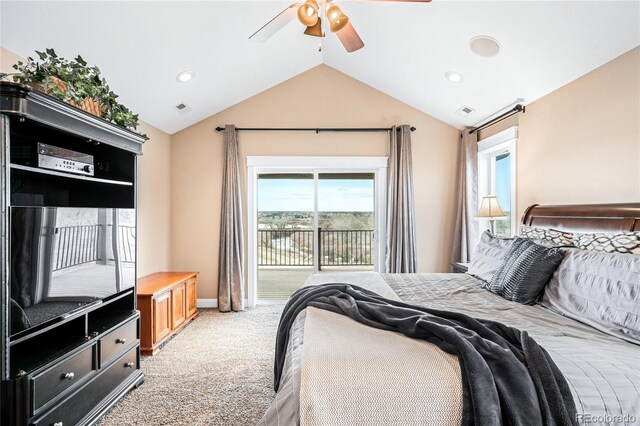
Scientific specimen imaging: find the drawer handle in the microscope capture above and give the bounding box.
[53,422,63,426]
[62,372,75,380]
[115,338,127,344]
[124,362,135,369]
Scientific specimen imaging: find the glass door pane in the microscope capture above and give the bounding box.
[317,173,375,273]
[257,174,314,300]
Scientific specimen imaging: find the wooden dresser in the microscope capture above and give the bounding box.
[137,272,199,355]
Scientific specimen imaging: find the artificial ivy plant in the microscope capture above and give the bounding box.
[0,48,140,131]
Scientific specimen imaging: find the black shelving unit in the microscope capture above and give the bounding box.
[0,82,147,426]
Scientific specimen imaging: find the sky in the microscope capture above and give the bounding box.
[257,178,374,212]
[495,153,511,213]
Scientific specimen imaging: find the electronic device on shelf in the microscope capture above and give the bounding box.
[37,142,95,176]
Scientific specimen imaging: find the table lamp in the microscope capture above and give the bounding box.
[476,195,507,234]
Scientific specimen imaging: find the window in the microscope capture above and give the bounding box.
[478,127,517,237]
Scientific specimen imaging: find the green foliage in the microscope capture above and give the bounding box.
[1,48,140,131]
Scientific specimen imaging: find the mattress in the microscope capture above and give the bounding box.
[258,272,640,426]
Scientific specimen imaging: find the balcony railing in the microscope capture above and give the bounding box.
[53,225,135,271]
[258,229,373,268]
[54,225,100,271]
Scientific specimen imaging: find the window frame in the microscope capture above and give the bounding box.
[477,126,518,237]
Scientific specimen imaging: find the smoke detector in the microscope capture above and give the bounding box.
[456,106,475,117]
[174,102,192,115]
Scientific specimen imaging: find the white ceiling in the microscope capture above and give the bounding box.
[1,1,639,134]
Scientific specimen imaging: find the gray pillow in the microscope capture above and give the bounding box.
[540,248,640,344]
[488,238,565,305]
[467,231,514,283]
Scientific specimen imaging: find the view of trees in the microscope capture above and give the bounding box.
[257,212,374,267]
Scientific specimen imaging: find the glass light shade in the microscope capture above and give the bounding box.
[327,5,349,33]
[298,0,319,27]
[476,195,507,218]
[303,18,324,37]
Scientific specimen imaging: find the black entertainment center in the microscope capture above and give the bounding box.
[1,82,147,425]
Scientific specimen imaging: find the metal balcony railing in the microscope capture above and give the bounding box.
[53,225,135,271]
[258,229,373,268]
[53,225,100,271]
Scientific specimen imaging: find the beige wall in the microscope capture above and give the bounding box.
[171,65,460,299]
[0,47,173,278]
[136,122,172,277]
[516,47,640,217]
[0,48,23,76]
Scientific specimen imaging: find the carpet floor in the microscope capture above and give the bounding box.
[99,304,285,426]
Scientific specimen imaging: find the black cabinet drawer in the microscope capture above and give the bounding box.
[31,347,139,426]
[100,318,137,367]
[31,345,95,413]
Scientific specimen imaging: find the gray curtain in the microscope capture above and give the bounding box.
[451,129,479,263]
[218,125,245,312]
[385,125,417,273]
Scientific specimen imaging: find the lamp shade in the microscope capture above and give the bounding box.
[327,5,349,33]
[476,195,507,218]
[297,0,319,27]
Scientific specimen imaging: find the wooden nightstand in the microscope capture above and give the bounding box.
[450,262,469,273]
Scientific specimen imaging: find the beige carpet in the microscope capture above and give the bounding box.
[99,304,285,426]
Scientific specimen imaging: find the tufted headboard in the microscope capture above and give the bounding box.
[520,203,640,234]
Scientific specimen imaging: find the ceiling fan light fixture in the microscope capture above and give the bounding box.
[327,5,349,33]
[297,0,319,27]
[304,17,324,37]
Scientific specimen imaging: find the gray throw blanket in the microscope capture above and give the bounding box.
[275,284,577,426]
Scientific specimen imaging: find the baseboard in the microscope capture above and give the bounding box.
[197,299,253,309]
[197,298,218,308]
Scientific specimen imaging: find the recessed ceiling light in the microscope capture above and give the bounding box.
[176,70,195,83]
[445,71,464,83]
[470,36,501,57]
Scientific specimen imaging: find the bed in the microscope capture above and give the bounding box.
[259,203,640,426]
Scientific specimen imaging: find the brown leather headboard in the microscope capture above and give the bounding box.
[520,203,640,234]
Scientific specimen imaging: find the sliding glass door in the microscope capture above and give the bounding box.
[257,174,315,300]
[256,172,376,300]
[317,173,375,273]
[247,156,387,306]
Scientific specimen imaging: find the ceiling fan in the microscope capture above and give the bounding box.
[249,0,431,53]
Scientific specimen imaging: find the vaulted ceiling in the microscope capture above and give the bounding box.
[1,1,639,134]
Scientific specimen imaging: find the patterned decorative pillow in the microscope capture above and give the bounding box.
[467,231,515,283]
[573,232,640,254]
[488,238,565,305]
[520,225,574,247]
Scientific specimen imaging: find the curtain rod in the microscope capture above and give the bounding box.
[214,126,416,133]
[468,104,525,135]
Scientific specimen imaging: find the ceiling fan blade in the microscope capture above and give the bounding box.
[249,3,300,42]
[336,22,364,53]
